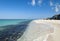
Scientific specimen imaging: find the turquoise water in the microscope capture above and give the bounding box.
[0,19,32,41]
[0,19,29,31]
[0,19,28,26]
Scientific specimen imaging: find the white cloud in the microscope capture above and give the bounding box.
[38,0,42,4]
[28,0,43,6]
[37,0,43,6]
[31,0,36,6]
[28,0,60,13]
[50,1,60,13]
[50,1,53,6]
[55,5,59,12]
[58,5,60,9]
[54,3,60,12]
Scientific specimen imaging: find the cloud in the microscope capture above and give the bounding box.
[55,5,59,12]
[54,3,60,12]
[50,1,53,6]
[28,0,43,6]
[31,0,36,6]
[28,0,60,13]
[58,5,60,9]
[38,0,42,6]
[49,1,60,13]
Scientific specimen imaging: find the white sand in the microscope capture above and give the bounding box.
[17,20,60,41]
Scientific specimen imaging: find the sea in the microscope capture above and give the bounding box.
[0,19,29,26]
[0,19,32,41]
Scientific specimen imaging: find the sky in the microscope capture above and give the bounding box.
[0,0,60,19]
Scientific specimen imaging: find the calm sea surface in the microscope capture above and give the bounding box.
[0,19,32,41]
[0,19,28,26]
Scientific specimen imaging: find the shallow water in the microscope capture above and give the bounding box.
[0,19,32,41]
[0,19,28,26]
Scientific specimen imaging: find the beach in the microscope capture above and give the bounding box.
[17,20,60,41]
[0,19,60,41]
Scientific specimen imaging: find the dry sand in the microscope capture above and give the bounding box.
[17,20,60,41]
